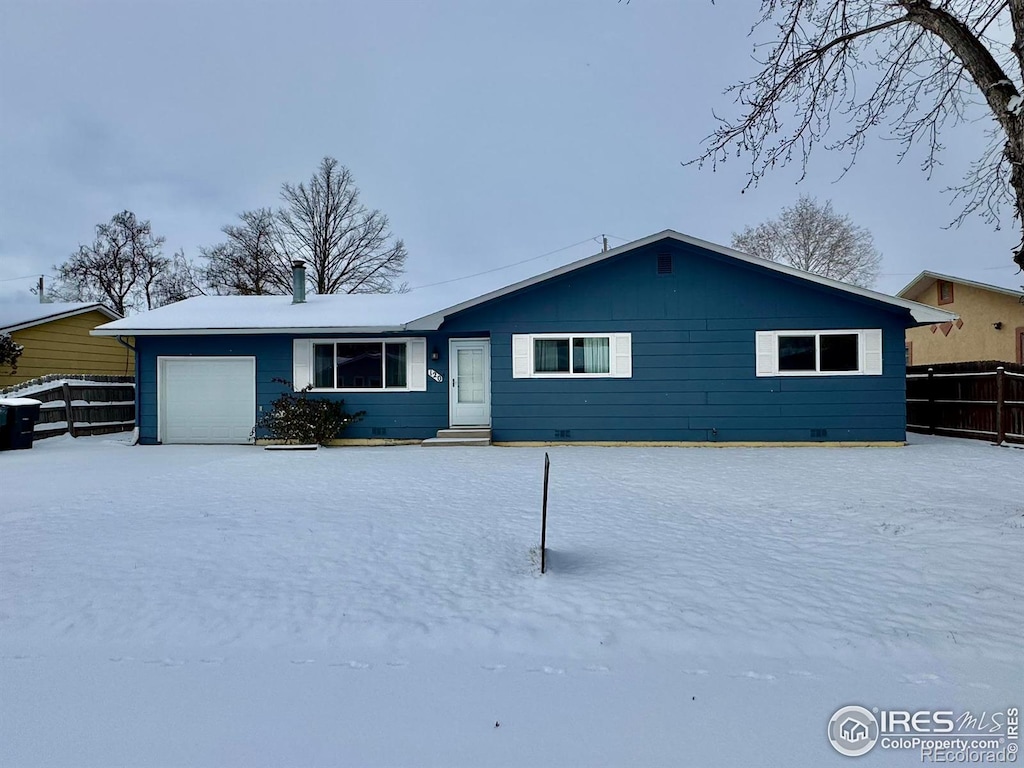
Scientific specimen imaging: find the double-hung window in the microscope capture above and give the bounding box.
[293,338,427,391]
[755,330,882,376]
[512,333,632,378]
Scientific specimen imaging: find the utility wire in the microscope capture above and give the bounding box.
[406,236,603,291]
[0,273,54,283]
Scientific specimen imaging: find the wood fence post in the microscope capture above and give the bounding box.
[61,382,76,438]
[926,368,935,434]
[995,367,1006,445]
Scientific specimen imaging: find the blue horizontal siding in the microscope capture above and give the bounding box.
[136,333,459,444]
[135,236,917,445]
[442,238,913,443]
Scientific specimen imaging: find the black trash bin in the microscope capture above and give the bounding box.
[0,398,42,450]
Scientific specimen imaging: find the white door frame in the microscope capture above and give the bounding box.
[448,339,491,427]
[157,355,257,444]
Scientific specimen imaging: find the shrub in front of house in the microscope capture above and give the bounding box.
[253,379,365,446]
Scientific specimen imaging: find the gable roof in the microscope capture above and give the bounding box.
[408,230,956,328]
[0,302,121,335]
[897,270,1024,302]
[93,230,956,336]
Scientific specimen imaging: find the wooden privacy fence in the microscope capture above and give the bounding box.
[907,362,1024,445]
[0,375,135,440]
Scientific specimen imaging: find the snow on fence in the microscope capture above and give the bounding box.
[907,361,1024,445]
[0,375,135,440]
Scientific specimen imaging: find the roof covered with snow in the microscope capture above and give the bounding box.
[91,292,455,335]
[93,230,957,336]
[0,302,120,334]
[897,270,1024,302]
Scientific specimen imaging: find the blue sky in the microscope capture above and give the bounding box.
[1,0,1022,310]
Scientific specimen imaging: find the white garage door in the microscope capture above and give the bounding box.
[159,357,256,444]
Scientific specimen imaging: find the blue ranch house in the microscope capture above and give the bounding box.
[93,230,955,446]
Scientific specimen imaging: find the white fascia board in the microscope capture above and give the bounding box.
[2,304,120,334]
[408,229,960,329]
[897,270,1024,302]
[91,325,409,337]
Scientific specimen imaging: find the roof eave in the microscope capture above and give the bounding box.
[2,303,120,335]
[91,325,410,337]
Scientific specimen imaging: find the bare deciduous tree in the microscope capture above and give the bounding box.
[52,210,169,315]
[153,250,207,306]
[201,208,288,295]
[277,157,407,294]
[732,196,882,287]
[693,1,1024,272]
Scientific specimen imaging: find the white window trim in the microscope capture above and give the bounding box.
[293,337,427,392]
[755,329,883,377]
[512,332,632,379]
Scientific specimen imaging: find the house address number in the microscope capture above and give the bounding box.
[427,369,444,383]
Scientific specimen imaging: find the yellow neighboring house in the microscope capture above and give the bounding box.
[0,302,131,388]
[898,272,1024,366]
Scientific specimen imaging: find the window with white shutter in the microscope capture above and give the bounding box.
[293,337,429,391]
[511,333,632,379]
[755,329,883,377]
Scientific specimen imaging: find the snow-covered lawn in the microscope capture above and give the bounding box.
[2,435,1021,767]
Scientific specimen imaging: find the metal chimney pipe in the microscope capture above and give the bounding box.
[291,260,306,304]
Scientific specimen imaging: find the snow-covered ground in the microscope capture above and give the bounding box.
[1,435,1021,767]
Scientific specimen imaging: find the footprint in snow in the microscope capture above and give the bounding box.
[199,657,224,665]
[681,669,710,676]
[481,664,506,672]
[787,670,817,678]
[528,666,565,675]
[741,671,776,681]
[584,665,610,673]
[385,660,408,668]
[328,660,370,669]
[290,659,316,665]
[902,672,943,685]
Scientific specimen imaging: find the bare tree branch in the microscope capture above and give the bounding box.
[51,211,169,314]
[691,1,1024,271]
[277,157,407,294]
[732,195,882,287]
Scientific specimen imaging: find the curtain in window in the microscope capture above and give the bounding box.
[582,337,609,374]
[535,339,569,373]
[385,343,408,388]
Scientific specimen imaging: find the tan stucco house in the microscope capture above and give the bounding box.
[898,272,1024,366]
[0,302,132,388]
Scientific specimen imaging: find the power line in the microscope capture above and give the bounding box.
[406,236,603,291]
[0,273,54,283]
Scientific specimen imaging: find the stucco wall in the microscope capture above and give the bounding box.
[904,281,1024,365]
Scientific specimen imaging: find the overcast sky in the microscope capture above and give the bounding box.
[2,0,1022,310]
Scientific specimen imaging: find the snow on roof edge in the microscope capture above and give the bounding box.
[93,231,957,335]
[1,303,120,334]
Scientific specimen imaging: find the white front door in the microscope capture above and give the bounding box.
[449,339,490,427]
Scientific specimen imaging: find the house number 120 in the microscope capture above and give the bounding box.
[427,369,444,383]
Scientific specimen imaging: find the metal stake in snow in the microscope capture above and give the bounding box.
[540,452,550,574]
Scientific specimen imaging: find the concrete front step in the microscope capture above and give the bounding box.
[421,437,491,447]
[435,428,492,439]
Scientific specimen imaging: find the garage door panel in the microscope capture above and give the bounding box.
[160,357,256,444]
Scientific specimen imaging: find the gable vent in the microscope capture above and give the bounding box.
[657,253,673,275]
